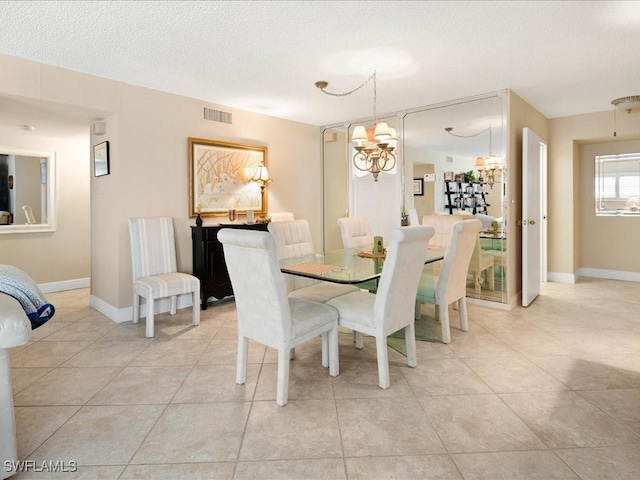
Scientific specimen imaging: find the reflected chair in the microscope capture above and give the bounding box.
[415,219,481,344]
[408,208,420,226]
[127,217,200,338]
[218,228,339,406]
[326,226,435,389]
[469,236,495,294]
[22,205,36,224]
[337,216,373,249]
[269,212,295,222]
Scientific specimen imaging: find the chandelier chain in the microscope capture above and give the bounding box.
[316,70,378,120]
[445,126,490,138]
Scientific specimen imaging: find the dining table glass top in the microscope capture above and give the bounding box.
[279,247,446,285]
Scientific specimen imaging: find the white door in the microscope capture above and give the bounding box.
[522,127,546,306]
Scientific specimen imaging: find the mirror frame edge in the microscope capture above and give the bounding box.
[0,147,57,234]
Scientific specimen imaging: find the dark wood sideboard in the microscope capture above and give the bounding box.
[191,223,269,309]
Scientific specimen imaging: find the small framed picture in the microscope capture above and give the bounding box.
[413,178,423,196]
[93,141,110,177]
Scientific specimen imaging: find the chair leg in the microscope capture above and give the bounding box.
[458,297,469,332]
[321,333,328,367]
[170,295,177,315]
[276,348,290,406]
[488,266,495,291]
[415,299,421,320]
[236,336,248,385]
[132,294,140,324]
[375,336,390,389]
[475,272,482,295]
[404,323,417,368]
[440,303,451,344]
[354,331,364,349]
[328,326,339,377]
[146,296,155,338]
[192,290,201,326]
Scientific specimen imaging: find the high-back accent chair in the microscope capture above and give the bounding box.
[326,225,435,389]
[416,219,481,344]
[269,212,295,222]
[268,219,359,302]
[337,216,373,250]
[127,217,200,338]
[22,205,36,224]
[218,228,339,406]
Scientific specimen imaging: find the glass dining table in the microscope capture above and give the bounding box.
[279,247,445,285]
[279,246,446,349]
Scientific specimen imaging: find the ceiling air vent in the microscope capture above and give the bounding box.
[203,107,232,124]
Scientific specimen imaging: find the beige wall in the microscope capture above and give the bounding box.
[579,140,640,273]
[548,110,640,279]
[412,164,435,219]
[506,91,549,303]
[0,128,91,285]
[0,54,321,320]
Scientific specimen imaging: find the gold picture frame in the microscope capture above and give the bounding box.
[188,138,268,218]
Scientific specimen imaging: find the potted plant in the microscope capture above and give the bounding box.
[464,170,476,182]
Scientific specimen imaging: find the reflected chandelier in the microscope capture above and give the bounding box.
[446,122,504,189]
[315,70,397,181]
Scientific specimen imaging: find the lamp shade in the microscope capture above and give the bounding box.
[351,125,368,143]
[373,122,391,141]
[475,156,486,167]
[251,165,272,183]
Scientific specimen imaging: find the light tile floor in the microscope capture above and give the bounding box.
[7,278,640,479]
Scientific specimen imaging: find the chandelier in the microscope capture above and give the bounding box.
[446,122,504,189]
[315,70,397,181]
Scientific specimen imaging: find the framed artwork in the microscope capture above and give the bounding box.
[93,141,110,177]
[413,178,423,196]
[188,138,268,218]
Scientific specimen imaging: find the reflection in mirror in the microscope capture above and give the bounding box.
[0,147,56,234]
[595,152,640,216]
[404,92,507,303]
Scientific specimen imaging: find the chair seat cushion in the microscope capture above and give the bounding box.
[289,298,338,338]
[326,291,376,330]
[288,282,359,303]
[134,273,199,298]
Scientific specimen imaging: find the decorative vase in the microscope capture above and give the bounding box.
[195,213,203,227]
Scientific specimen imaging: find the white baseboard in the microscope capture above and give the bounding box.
[547,272,577,284]
[466,297,513,310]
[577,268,640,283]
[90,293,197,324]
[38,277,90,294]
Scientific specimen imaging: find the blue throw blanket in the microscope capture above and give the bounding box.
[0,265,55,329]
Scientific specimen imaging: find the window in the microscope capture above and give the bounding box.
[595,153,640,216]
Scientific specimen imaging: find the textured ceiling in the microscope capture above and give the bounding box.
[1,0,640,129]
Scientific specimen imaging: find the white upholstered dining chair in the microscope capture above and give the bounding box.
[326,225,435,389]
[127,217,200,338]
[218,228,339,406]
[337,216,373,250]
[268,219,359,302]
[415,219,481,344]
[269,211,295,222]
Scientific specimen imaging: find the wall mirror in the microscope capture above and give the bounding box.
[0,147,57,234]
[404,92,507,303]
[322,91,508,304]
